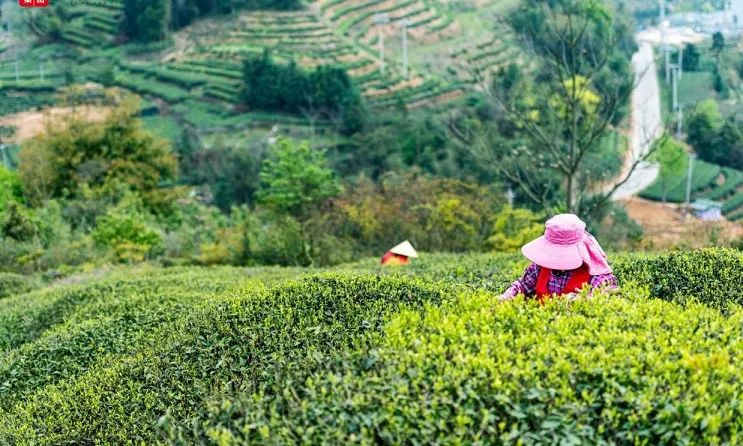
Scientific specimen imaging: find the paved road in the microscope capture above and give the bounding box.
[612,41,662,200]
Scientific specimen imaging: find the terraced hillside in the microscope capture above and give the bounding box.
[0,59,63,92]
[2,0,524,135]
[318,0,457,43]
[59,0,124,48]
[640,160,743,221]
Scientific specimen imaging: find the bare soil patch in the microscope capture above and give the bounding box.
[0,106,110,143]
[622,197,743,249]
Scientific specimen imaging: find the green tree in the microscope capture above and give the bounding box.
[92,194,163,263]
[488,207,544,252]
[713,67,728,95]
[711,31,725,55]
[0,166,24,214]
[685,99,723,163]
[1,202,36,242]
[18,92,178,215]
[716,119,743,170]
[171,0,199,29]
[452,0,637,216]
[257,139,342,265]
[241,51,366,136]
[681,43,700,71]
[651,137,687,202]
[124,0,171,42]
[178,136,264,211]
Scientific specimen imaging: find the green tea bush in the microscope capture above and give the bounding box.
[343,252,526,292]
[1,250,742,444]
[641,159,722,203]
[703,167,743,200]
[0,271,243,411]
[0,274,449,444]
[202,288,743,445]
[0,273,39,299]
[613,248,743,310]
[722,191,743,215]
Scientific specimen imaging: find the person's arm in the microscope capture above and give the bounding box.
[589,273,618,291]
[499,263,540,301]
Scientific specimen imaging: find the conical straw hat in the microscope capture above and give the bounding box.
[389,240,418,258]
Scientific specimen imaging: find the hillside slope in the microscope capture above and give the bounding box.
[1,0,522,135]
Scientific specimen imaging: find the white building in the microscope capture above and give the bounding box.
[731,0,743,26]
[669,0,743,34]
[691,199,723,221]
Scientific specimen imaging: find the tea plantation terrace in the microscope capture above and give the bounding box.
[640,159,743,221]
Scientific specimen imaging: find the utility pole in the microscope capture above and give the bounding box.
[678,44,683,79]
[665,47,673,84]
[401,19,411,79]
[685,152,696,215]
[0,144,9,169]
[676,104,684,138]
[506,187,514,207]
[660,0,672,84]
[373,13,390,76]
[671,64,679,111]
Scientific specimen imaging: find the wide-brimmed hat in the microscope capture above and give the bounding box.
[521,214,612,274]
[389,240,418,258]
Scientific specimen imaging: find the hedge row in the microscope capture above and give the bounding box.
[640,159,721,203]
[0,273,39,299]
[612,248,743,310]
[214,288,743,444]
[342,0,418,30]
[0,274,449,444]
[722,191,743,215]
[172,61,243,79]
[0,267,246,355]
[702,167,743,201]
[1,250,742,443]
[121,63,207,88]
[330,0,387,21]
[114,72,189,102]
[351,248,743,310]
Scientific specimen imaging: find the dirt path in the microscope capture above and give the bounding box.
[0,106,110,143]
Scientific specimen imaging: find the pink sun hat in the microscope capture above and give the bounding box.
[521,214,612,275]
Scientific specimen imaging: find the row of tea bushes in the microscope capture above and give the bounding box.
[199,287,743,445]
[0,274,450,444]
[0,270,250,410]
[1,249,741,443]
[612,248,743,310]
[348,248,743,310]
[0,273,39,299]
